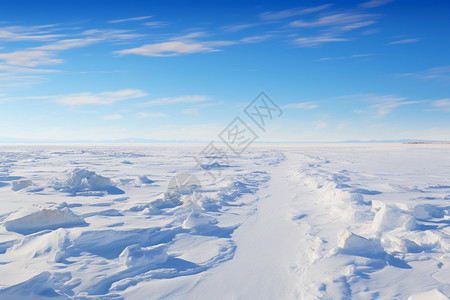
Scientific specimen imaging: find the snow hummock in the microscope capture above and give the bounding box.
[4,206,87,234]
[119,244,168,268]
[337,230,385,258]
[11,180,33,191]
[50,168,124,195]
[407,289,449,300]
[136,175,154,185]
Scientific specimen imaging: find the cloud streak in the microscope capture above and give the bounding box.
[57,89,148,105]
[388,38,420,45]
[108,16,152,24]
[142,95,211,106]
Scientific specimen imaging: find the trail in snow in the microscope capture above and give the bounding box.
[183,152,308,299]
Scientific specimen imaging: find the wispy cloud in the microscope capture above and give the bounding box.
[0,94,50,104]
[0,25,63,41]
[287,7,378,48]
[137,112,168,118]
[0,28,144,69]
[318,53,375,61]
[221,23,260,32]
[115,40,222,57]
[433,99,450,112]
[142,95,210,106]
[360,0,394,8]
[115,31,240,57]
[102,113,123,120]
[143,21,168,28]
[293,34,350,47]
[282,102,318,109]
[57,89,148,105]
[368,95,420,115]
[399,66,450,81]
[108,16,152,24]
[0,51,62,67]
[182,108,199,115]
[240,34,273,43]
[260,4,332,20]
[290,13,375,28]
[388,38,420,45]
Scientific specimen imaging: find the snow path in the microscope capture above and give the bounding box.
[184,152,309,299]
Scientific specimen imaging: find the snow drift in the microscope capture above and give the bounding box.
[50,168,124,196]
[4,207,87,235]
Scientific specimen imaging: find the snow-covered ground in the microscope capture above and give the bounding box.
[0,144,449,299]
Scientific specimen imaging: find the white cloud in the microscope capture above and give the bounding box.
[318,53,375,61]
[0,50,62,67]
[0,28,144,68]
[221,23,260,32]
[0,25,63,41]
[368,95,420,115]
[388,38,420,45]
[142,95,210,106]
[116,41,219,57]
[293,34,350,47]
[433,99,450,112]
[339,20,376,31]
[360,0,394,8]
[182,108,199,115]
[57,89,148,105]
[260,4,332,20]
[137,112,168,118]
[143,21,168,28]
[102,113,123,120]
[240,34,273,43]
[36,38,101,51]
[81,29,145,40]
[314,121,327,130]
[290,13,374,28]
[282,102,318,109]
[399,66,450,81]
[108,16,152,24]
[0,95,50,104]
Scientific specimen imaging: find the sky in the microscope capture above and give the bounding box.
[0,0,449,142]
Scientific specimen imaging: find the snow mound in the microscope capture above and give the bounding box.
[136,175,154,185]
[50,168,124,195]
[4,207,87,235]
[407,289,448,300]
[0,271,71,299]
[119,244,168,268]
[182,210,217,229]
[337,230,385,258]
[11,180,33,191]
[372,201,417,232]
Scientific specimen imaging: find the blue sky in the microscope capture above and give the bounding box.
[0,0,449,142]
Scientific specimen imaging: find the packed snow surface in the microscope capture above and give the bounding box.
[0,144,449,299]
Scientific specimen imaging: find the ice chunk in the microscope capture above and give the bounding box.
[407,289,448,300]
[338,230,385,258]
[412,204,445,219]
[4,207,87,235]
[137,175,154,185]
[182,210,217,229]
[119,244,168,268]
[11,179,33,191]
[372,202,417,231]
[50,168,124,195]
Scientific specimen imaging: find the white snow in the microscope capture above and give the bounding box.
[4,206,87,235]
[10,179,33,191]
[0,144,449,299]
[50,167,124,195]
